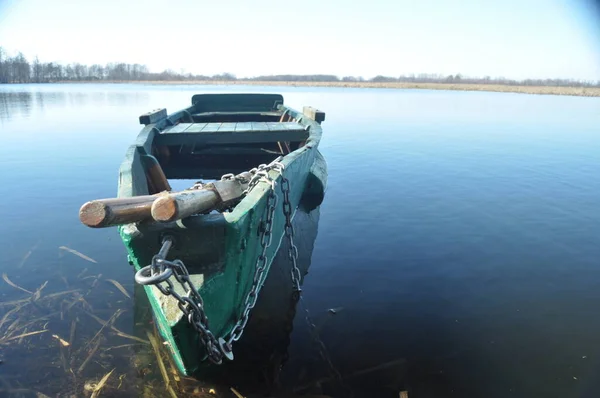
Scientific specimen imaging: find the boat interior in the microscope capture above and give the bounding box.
[152,117,308,183]
[136,94,321,195]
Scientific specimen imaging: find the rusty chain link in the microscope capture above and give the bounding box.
[134,156,302,364]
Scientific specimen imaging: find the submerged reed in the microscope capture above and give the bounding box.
[1,239,408,397]
[0,243,222,398]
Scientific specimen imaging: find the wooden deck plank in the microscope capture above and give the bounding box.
[234,122,254,132]
[185,123,208,133]
[292,122,306,130]
[251,122,269,132]
[163,123,193,134]
[265,122,283,131]
[283,122,305,131]
[200,123,222,133]
[155,128,309,146]
[193,111,281,117]
[218,123,238,133]
[164,122,305,135]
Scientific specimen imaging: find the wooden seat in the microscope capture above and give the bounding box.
[156,122,309,146]
[193,111,282,118]
[192,111,283,123]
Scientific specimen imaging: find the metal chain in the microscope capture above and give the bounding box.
[134,156,300,365]
[280,175,302,292]
[302,303,354,398]
[224,185,278,348]
[219,171,252,185]
[162,257,226,363]
[280,169,351,395]
[134,238,226,364]
[221,157,291,354]
[190,168,252,191]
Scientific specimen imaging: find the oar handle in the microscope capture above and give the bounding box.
[151,189,220,222]
[80,174,252,227]
[79,195,158,228]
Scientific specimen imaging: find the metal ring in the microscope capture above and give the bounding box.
[135,265,173,285]
[218,338,234,361]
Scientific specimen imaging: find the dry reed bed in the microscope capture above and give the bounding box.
[1,243,410,397]
[0,244,219,398]
[72,80,600,97]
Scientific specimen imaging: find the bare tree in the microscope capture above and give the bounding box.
[0,47,7,83]
[0,47,598,88]
[11,52,30,83]
[32,56,43,83]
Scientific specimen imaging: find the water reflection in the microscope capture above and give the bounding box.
[2,84,600,398]
[35,91,46,111]
[0,86,150,122]
[0,206,332,397]
[0,91,33,122]
[0,245,140,397]
[131,208,332,397]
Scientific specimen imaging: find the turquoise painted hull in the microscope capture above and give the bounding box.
[112,94,326,376]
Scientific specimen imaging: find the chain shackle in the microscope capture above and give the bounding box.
[130,156,303,366]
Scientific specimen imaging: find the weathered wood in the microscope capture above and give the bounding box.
[151,177,250,222]
[194,111,281,118]
[156,129,308,146]
[191,147,281,155]
[191,93,284,112]
[266,122,286,131]
[302,106,325,123]
[101,94,327,377]
[178,143,196,155]
[157,122,308,146]
[161,166,248,180]
[184,123,208,133]
[251,122,269,132]
[279,110,288,122]
[199,123,222,133]
[141,155,171,193]
[79,195,158,228]
[211,174,251,202]
[192,111,282,123]
[82,173,252,227]
[151,190,220,222]
[163,123,193,134]
[234,122,254,132]
[218,122,237,132]
[135,125,160,155]
[118,145,150,198]
[145,169,158,194]
[153,145,171,165]
[139,108,167,125]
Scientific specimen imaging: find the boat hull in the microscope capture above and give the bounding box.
[112,94,326,376]
[120,152,326,375]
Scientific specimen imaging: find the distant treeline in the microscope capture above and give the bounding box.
[1,47,599,88]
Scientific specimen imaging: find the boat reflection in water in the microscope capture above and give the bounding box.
[132,206,326,397]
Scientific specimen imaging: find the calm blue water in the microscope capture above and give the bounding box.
[0,83,599,398]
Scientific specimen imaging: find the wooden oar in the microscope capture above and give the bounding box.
[79,195,159,228]
[141,154,171,193]
[151,189,219,223]
[151,173,251,223]
[80,172,253,227]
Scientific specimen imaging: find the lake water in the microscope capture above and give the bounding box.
[0,83,599,398]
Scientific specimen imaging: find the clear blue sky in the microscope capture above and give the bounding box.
[0,0,599,80]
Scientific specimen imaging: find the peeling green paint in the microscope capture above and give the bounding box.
[113,94,326,376]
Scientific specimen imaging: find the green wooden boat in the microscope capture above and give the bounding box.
[78,93,327,377]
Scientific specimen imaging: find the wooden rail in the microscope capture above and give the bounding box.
[79,175,251,228]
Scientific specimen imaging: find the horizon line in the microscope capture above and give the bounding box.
[0,46,598,84]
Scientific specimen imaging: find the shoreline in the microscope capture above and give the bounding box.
[43,80,600,97]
